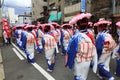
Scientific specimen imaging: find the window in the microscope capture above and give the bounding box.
[30,12,32,15]
[64,0,70,6]
[58,6,61,11]
[50,3,55,9]
[72,0,80,5]
[32,3,34,7]
[43,6,48,10]
[44,0,47,2]
[115,0,120,14]
[33,11,35,15]
[65,0,80,6]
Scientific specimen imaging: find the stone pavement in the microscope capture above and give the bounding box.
[0,48,5,80]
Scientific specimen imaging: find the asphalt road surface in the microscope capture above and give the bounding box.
[1,43,120,80]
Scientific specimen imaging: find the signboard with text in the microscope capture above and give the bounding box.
[81,0,86,12]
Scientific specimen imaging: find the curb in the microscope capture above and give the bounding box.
[0,48,5,80]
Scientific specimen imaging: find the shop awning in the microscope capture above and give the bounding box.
[48,12,62,22]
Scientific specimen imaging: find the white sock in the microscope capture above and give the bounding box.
[109,77,114,80]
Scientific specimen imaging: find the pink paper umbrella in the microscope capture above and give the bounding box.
[76,13,92,21]
[116,21,120,27]
[69,13,92,25]
[88,22,93,26]
[44,23,55,31]
[61,23,72,28]
[97,20,111,26]
[94,23,99,27]
[49,22,60,27]
[25,25,34,29]
[69,14,81,25]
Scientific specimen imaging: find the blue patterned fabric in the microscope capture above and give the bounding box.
[116,59,120,76]
[96,34,105,60]
[60,30,66,54]
[66,33,83,69]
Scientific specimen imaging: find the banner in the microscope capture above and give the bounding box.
[2,18,11,37]
[81,0,86,12]
[2,18,9,30]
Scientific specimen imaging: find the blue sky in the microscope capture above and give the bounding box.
[2,0,31,14]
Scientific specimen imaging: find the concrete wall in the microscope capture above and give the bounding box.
[64,3,81,22]
[91,0,112,20]
[64,3,81,14]
[31,0,47,21]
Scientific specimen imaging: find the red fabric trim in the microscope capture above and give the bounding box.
[31,32,38,46]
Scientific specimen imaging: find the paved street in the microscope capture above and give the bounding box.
[0,48,5,80]
[1,0,120,80]
[1,43,120,80]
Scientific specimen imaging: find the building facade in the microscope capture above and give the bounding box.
[50,0,91,23]
[112,0,120,20]
[91,0,112,22]
[111,0,120,38]
[48,0,63,24]
[31,0,48,24]
[7,8,16,24]
[18,13,32,24]
[64,0,113,23]
[64,0,81,22]
[32,0,113,24]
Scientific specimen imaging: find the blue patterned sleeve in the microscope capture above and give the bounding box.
[41,37,45,46]
[22,34,27,50]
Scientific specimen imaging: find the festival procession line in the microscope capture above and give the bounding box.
[12,43,55,80]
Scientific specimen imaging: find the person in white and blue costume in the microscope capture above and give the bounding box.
[14,25,23,48]
[60,24,71,55]
[66,13,97,80]
[50,22,61,48]
[36,24,44,53]
[112,21,120,77]
[41,24,57,72]
[3,29,9,45]
[20,25,28,50]
[96,20,116,80]
[22,25,35,63]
